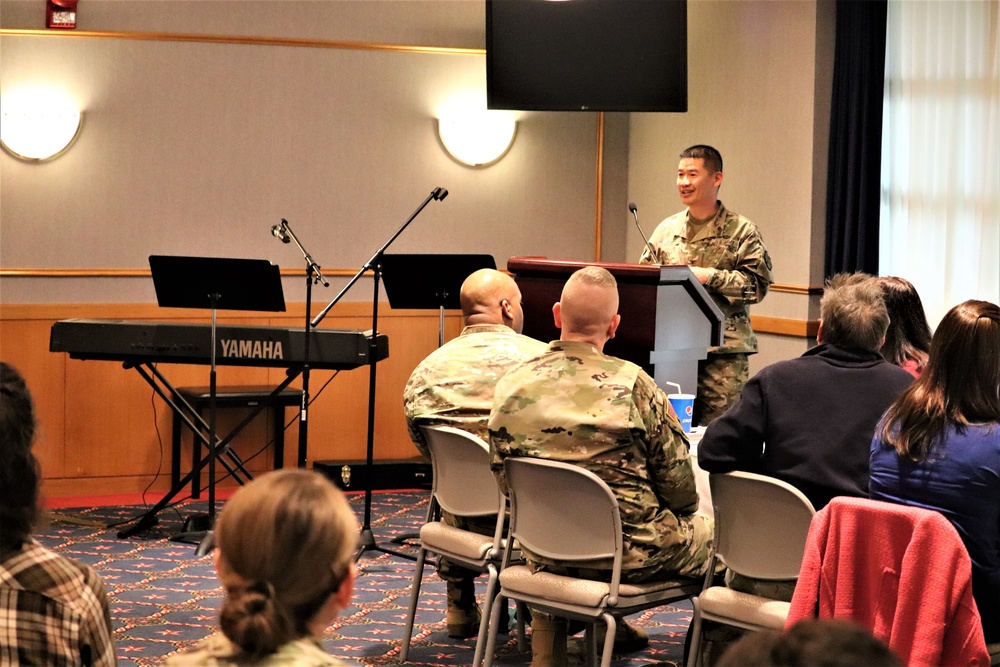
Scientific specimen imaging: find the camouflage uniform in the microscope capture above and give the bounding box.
[165,633,345,666]
[639,202,773,426]
[489,340,714,582]
[403,324,546,604]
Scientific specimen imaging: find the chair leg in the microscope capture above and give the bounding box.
[583,623,598,667]
[481,590,508,667]
[399,546,429,661]
[472,565,500,667]
[599,615,616,667]
[514,600,527,650]
[686,596,705,667]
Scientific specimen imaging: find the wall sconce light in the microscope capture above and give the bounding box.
[1,90,83,162]
[436,111,517,167]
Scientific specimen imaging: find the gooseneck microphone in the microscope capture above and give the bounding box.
[271,219,291,243]
[630,203,658,262]
[432,187,449,201]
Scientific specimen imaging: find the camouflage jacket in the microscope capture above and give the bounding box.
[489,340,704,573]
[639,202,773,354]
[165,633,347,666]
[403,324,547,459]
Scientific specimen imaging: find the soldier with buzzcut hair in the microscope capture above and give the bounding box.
[403,268,546,640]
[489,266,713,667]
[640,144,773,426]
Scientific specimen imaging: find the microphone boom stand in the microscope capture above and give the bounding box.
[312,187,448,562]
[273,219,329,469]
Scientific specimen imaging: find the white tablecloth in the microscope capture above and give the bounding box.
[688,426,713,518]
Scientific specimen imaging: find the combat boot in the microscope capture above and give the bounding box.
[596,620,649,653]
[530,612,568,666]
[445,579,480,639]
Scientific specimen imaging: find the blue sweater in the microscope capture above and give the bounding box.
[870,422,1000,642]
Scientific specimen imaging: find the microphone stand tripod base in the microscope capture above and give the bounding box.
[355,527,418,563]
[170,514,217,556]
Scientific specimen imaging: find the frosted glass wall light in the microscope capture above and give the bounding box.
[436,111,517,167]
[1,89,82,161]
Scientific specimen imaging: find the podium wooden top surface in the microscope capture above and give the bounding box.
[508,256,683,283]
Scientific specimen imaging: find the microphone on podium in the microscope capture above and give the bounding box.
[630,203,658,262]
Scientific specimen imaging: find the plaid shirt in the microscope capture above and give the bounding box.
[0,537,115,666]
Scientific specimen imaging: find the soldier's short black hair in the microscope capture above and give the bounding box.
[680,145,723,174]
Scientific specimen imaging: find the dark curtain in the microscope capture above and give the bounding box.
[824,0,888,277]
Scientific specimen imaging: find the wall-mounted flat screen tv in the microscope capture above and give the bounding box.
[486,0,687,112]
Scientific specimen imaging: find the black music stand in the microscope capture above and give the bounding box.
[149,255,285,548]
[382,254,496,346]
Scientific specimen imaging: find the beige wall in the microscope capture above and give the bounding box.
[1,1,829,314]
[1,0,835,495]
[1,0,627,305]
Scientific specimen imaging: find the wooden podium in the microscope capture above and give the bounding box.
[507,257,724,396]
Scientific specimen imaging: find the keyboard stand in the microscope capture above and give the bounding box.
[171,385,303,498]
[115,362,301,539]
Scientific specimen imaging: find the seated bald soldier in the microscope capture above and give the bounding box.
[489,265,713,666]
[403,268,545,638]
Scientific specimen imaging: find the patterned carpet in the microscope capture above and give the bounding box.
[39,490,694,666]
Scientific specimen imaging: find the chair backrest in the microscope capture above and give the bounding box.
[422,425,502,518]
[710,471,816,580]
[503,457,621,566]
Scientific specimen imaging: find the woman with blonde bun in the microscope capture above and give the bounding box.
[167,469,359,666]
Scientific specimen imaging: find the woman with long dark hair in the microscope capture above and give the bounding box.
[874,276,933,377]
[1,362,115,666]
[870,299,1000,643]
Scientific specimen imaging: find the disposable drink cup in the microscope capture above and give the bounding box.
[667,393,695,434]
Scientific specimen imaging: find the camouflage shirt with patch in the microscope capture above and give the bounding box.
[165,633,347,666]
[403,324,547,459]
[639,202,773,354]
[489,340,707,574]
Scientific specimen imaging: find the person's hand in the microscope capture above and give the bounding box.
[688,266,712,284]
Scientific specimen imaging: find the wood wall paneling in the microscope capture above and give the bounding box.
[7,301,813,498]
[6,303,454,498]
[0,319,68,477]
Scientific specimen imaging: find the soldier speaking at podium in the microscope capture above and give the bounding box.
[640,145,773,426]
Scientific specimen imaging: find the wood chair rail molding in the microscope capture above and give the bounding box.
[0,28,483,56]
[0,267,822,296]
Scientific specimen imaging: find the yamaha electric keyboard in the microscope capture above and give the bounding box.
[49,318,389,538]
[50,319,388,369]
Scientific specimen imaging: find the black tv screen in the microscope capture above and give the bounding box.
[486,0,687,112]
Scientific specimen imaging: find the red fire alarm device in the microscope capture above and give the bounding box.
[46,0,79,29]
